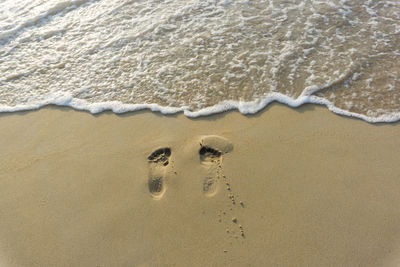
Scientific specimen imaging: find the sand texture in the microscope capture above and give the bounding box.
[0,104,400,266]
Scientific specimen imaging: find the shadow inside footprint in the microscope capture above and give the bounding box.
[148,148,171,199]
[148,177,163,194]
[199,146,222,163]
[148,148,171,166]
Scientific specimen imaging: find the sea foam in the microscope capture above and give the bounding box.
[0,0,399,123]
[0,91,399,123]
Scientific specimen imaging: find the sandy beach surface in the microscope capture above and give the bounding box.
[0,104,399,266]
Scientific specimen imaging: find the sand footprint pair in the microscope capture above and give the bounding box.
[147,135,233,199]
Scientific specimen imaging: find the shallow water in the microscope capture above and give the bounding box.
[0,0,399,122]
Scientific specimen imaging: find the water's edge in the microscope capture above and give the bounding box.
[1,92,399,123]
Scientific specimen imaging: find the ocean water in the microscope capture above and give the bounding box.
[0,0,399,122]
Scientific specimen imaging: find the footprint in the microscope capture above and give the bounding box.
[147,147,171,199]
[199,136,233,197]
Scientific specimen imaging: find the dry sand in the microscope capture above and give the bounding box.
[0,103,400,266]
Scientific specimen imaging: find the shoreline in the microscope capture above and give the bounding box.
[1,94,400,123]
[0,103,400,266]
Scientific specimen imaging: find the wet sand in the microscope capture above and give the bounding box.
[0,103,399,266]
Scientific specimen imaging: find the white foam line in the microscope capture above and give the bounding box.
[0,91,399,123]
